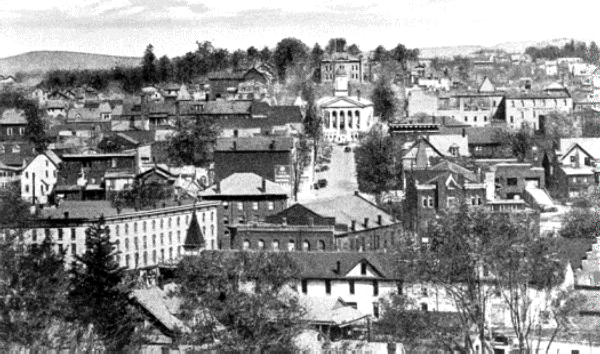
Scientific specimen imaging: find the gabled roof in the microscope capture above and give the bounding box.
[299,297,369,326]
[286,252,400,280]
[136,165,177,181]
[560,138,600,159]
[200,173,289,197]
[131,287,188,333]
[183,210,205,249]
[317,95,373,108]
[431,160,479,182]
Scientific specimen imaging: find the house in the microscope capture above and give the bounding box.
[213,136,294,188]
[0,108,27,141]
[227,222,336,252]
[320,52,365,83]
[265,192,405,252]
[18,198,219,269]
[289,252,400,317]
[208,67,271,100]
[317,68,375,143]
[439,126,505,159]
[45,100,68,118]
[552,138,600,197]
[436,77,504,127]
[491,163,546,199]
[198,172,290,248]
[404,160,486,233]
[500,87,572,130]
[53,151,138,201]
[20,150,61,204]
[0,161,21,189]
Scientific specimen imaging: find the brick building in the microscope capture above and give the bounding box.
[198,173,289,249]
[227,223,336,252]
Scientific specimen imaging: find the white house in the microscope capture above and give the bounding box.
[317,68,375,143]
[20,151,61,204]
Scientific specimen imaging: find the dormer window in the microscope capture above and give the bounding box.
[449,146,459,156]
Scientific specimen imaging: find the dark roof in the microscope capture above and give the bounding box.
[439,126,502,145]
[183,211,205,249]
[505,90,570,100]
[286,252,400,280]
[215,137,294,152]
[208,71,247,80]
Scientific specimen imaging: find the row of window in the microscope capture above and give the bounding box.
[300,279,381,296]
[510,98,568,108]
[4,127,25,136]
[223,201,274,211]
[33,228,77,242]
[123,247,180,268]
[113,213,213,236]
[421,195,483,208]
[463,115,488,123]
[242,239,327,251]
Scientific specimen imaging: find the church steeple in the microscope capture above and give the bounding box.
[183,209,205,254]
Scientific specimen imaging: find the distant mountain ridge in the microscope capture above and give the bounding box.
[0,51,141,75]
[418,38,585,58]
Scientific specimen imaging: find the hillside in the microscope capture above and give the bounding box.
[0,51,140,75]
[419,38,587,58]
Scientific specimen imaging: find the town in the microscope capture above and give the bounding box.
[0,35,599,353]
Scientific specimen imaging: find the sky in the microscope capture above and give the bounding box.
[1,0,597,58]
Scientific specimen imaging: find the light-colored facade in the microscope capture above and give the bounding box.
[320,52,364,83]
[20,153,60,204]
[504,91,573,130]
[15,200,219,269]
[317,69,375,143]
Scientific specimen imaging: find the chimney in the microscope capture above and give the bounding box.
[336,260,341,274]
[282,217,287,225]
[261,178,266,193]
[308,217,314,226]
[215,181,221,193]
[232,141,237,150]
[64,212,69,219]
[351,220,356,231]
[354,191,359,197]
[462,128,466,137]
[377,214,382,226]
[364,217,369,228]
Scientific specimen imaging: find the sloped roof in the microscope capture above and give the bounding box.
[322,52,362,62]
[67,107,100,121]
[431,160,479,182]
[0,109,27,125]
[287,252,400,279]
[301,193,397,232]
[131,287,188,332]
[200,173,288,197]
[428,134,469,157]
[299,297,369,326]
[560,138,600,159]
[183,210,205,249]
[317,95,373,108]
[46,100,67,109]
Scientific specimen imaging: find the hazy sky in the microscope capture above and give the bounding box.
[1,0,597,58]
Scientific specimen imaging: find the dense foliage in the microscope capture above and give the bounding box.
[561,206,598,239]
[524,39,598,63]
[0,90,48,152]
[176,251,305,351]
[166,117,221,167]
[111,180,173,211]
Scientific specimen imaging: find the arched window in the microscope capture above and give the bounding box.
[243,240,251,250]
[288,240,295,251]
[348,111,353,128]
[332,111,337,127]
[339,111,345,128]
[356,111,361,129]
[318,240,326,251]
[272,240,280,251]
[258,239,265,250]
[302,240,311,251]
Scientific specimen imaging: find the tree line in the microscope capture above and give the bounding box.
[525,39,599,64]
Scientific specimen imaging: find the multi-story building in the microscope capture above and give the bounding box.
[227,223,336,252]
[20,151,61,204]
[198,173,289,249]
[491,163,546,199]
[499,86,572,130]
[320,52,364,83]
[21,199,219,270]
[0,109,27,141]
[317,69,375,143]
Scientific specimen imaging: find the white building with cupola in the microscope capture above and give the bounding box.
[317,68,375,143]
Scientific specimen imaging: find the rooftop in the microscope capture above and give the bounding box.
[200,173,289,197]
[215,137,294,152]
[0,109,27,125]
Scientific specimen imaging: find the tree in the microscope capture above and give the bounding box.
[157,55,172,83]
[167,117,220,167]
[560,206,597,238]
[539,111,581,145]
[0,184,31,227]
[373,45,389,62]
[371,75,400,122]
[141,44,158,84]
[588,41,599,64]
[301,82,322,167]
[111,180,173,211]
[325,37,347,53]
[354,127,403,203]
[246,46,259,63]
[67,217,143,351]
[0,91,47,152]
[347,44,361,56]
[259,46,272,63]
[496,124,534,162]
[176,251,305,351]
[0,235,71,350]
[292,134,312,201]
[273,38,309,80]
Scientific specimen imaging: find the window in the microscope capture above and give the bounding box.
[373,303,380,318]
[258,239,265,250]
[243,240,250,250]
[252,202,258,210]
[6,128,12,136]
[18,127,25,135]
[134,222,138,233]
[421,303,428,311]
[474,116,477,122]
[58,229,63,241]
[301,280,308,294]
[373,280,379,296]
[125,238,129,251]
[71,228,76,241]
[510,116,514,123]
[396,280,403,295]
[464,116,468,122]
[428,197,434,208]
[349,280,355,295]
[152,234,156,247]
[422,197,428,207]
[507,178,518,186]
[325,280,331,295]
[32,229,37,242]
[134,237,139,250]
[152,220,156,230]
[361,262,367,275]
[421,285,428,297]
[288,240,295,251]
[272,240,280,250]
[446,196,457,208]
[238,216,245,224]
[302,240,310,251]
[237,202,243,211]
[223,216,229,225]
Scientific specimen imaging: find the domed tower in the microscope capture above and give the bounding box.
[334,66,349,97]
